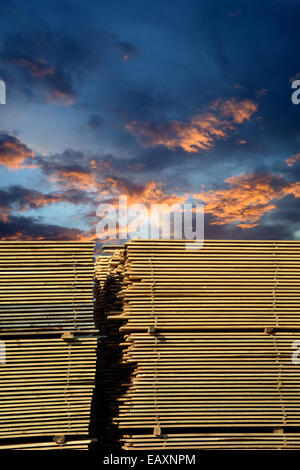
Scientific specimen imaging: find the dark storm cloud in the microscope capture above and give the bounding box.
[0,185,94,212]
[203,212,295,241]
[35,148,106,190]
[269,194,300,226]
[0,215,84,240]
[34,145,199,197]
[35,148,90,174]
[35,147,145,187]
[113,87,177,122]
[1,30,78,103]
[0,17,139,104]
[34,147,181,200]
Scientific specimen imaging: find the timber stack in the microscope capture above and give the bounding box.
[0,241,98,450]
[95,239,300,450]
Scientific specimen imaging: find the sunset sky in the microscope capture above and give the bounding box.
[1,0,300,247]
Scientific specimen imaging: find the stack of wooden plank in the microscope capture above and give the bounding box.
[96,239,300,450]
[0,241,96,335]
[0,242,98,450]
[121,433,300,450]
[0,439,93,450]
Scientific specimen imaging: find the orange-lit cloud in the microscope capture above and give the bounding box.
[0,211,10,223]
[94,177,187,241]
[211,98,258,124]
[126,98,258,153]
[0,135,34,170]
[102,176,185,206]
[49,168,97,190]
[286,152,300,167]
[18,190,92,211]
[282,181,300,198]
[90,159,114,172]
[76,228,99,242]
[0,232,39,241]
[47,90,74,106]
[12,57,55,78]
[194,172,300,228]
[78,180,184,243]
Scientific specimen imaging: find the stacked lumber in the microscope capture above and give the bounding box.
[117,240,300,330]
[0,241,96,335]
[0,337,97,438]
[96,239,300,450]
[0,242,98,450]
[117,332,300,428]
[0,439,93,450]
[93,248,130,450]
[121,433,300,450]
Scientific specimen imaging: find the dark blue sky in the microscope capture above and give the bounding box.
[1,0,300,244]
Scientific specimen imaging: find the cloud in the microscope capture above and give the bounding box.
[0,215,84,241]
[10,57,55,78]
[49,168,97,189]
[35,144,187,209]
[0,134,34,170]
[0,185,95,225]
[195,172,300,228]
[114,41,138,61]
[88,114,104,130]
[1,30,77,105]
[0,184,93,209]
[35,149,98,190]
[102,176,186,206]
[94,176,187,243]
[0,26,139,105]
[202,212,295,240]
[36,148,169,194]
[286,152,300,167]
[126,98,258,153]
[46,89,74,106]
[211,98,258,124]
